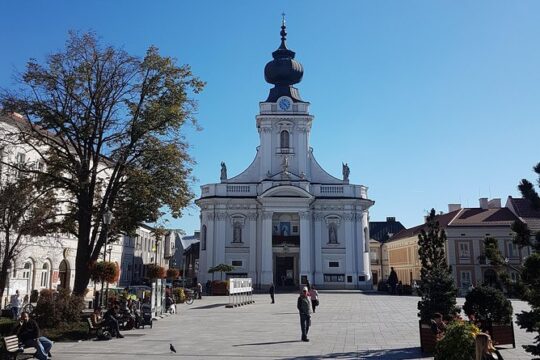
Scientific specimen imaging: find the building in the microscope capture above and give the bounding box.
[386,198,533,295]
[368,217,405,285]
[171,231,200,283]
[196,21,374,289]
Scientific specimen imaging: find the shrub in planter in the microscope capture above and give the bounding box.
[377,280,389,292]
[463,286,513,325]
[402,284,413,295]
[173,288,186,303]
[434,321,480,360]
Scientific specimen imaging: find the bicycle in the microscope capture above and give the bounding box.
[184,289,194,305]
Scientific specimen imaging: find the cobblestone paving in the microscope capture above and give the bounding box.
[50,291,534,359]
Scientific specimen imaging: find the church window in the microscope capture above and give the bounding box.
[328,261,339,268]
[324,274,345,282]
[280,130,289,148]
[328,223,338,244]
[201,225,207,250]
[231,260,243,267]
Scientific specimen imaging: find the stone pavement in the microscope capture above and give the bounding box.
[51,291,534,359]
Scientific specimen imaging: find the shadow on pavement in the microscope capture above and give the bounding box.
[189,303,228,310]
[278,347,429,360]
[233,340,301,347]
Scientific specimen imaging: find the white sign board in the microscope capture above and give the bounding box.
[228,278,252,294]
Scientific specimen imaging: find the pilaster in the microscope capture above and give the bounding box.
[313,212,323,284]
[299,211,312,283]
[344,212,357,284]
[261,211,273,285]
[215,211,227,265]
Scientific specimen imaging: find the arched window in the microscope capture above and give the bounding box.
[328,223,338,244]
[23,262,31,279]
[280,130,289,148]
[40,263,49,287]
[201,225,207,250]
[233,222,242,243]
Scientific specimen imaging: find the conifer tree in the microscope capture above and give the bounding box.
[417,209,458,322]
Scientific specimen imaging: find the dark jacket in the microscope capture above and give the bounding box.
[297,295,311,315]
[17,319,40,342]
[269,285,275,295]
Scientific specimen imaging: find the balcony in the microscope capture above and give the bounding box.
[272,235,300,247]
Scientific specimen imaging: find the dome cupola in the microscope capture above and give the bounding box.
[263,16,305,103]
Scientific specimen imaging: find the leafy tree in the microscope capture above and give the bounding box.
[0,175,59,300]
[1,32,204,295]
[417,209,459,322]
[208,263,235,280]
[463,286,513,324]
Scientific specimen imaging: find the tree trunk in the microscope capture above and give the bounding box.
[73,247,91,296]
[0,261,10,301]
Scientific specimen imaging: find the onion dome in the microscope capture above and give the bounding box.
[264,16,305,103]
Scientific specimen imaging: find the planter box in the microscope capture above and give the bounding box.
[489,323,515,348]
[419,321,437,354]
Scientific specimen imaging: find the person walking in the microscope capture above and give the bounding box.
[10,290,22,319]
[197,282,203,299]
[388,267,398,295]
[309,286,319,313]
[269,283,275,304]
[15,311,53,360]
[297,287,312,342]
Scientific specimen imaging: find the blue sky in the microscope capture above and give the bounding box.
[1,1,539,233]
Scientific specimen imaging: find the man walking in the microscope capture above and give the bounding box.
[297,286,311,342]
[388,267,398,295]
[269,283,275,304]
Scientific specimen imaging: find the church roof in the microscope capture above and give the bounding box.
[369,218,405,243]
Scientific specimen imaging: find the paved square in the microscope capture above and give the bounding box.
[51,291,534,359]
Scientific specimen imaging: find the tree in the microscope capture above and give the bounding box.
[484,162,540,358]
[0,176,59,300]
[417,209,459,322]
[1,32,204,295]
[208,264,235,280]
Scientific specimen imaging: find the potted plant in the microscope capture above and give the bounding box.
[463,286,514,347]
[434,321,480,360]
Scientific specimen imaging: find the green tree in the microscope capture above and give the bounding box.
[208,264,235,280]
[0,176,59,300]
[1,32,204,295]
[417,209,459,322]
[484,162,540,358]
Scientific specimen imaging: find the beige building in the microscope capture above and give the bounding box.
[368,217,405,285]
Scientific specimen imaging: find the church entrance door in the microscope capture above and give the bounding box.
[275,256,295,288]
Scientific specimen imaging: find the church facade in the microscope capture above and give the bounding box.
[196,21,374,289]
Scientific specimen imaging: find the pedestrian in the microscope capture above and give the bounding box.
[269,283,275,304]
[309,286,319,313]
[10,290,22,320]
[205,280,212,296]
[297,286,311,342]
[197,282,203,299]
[15,311,53,360]
[475,332,503,360]
[388,267,398,295]
[305,279,311,291]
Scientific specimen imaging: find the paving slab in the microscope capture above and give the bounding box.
[49,291,534,359]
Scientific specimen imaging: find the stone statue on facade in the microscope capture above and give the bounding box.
[220,161,227,182]
[342,162,350,182]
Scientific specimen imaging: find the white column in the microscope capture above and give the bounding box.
[297,126,307,175]
[248,212,258,280]
[261,211,273,285]
[259,125,273,178]
[215,211,227,265]
[299,211,312,283]
[344,212,357,286]
[358,210,371,283]
[313,212,323,285]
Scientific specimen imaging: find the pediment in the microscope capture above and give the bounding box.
[259,185,313,199]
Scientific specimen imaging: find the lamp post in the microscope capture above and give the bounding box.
[101,207,113,307]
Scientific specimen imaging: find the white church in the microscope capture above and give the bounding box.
[196,21,374,289]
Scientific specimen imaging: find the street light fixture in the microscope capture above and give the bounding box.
[101,207,113,306]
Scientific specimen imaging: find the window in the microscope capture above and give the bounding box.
[324,274,345,282]
[292,225,298,234]
[328,261,339,268]
[370,249,378,262]
[23,262,31,279]
[231,260,243,267]
[458,242,470,258]
[233,222,242,243]
[507,242,518,258]
[328,223,338,244]
[40,263,49,287]
[201,225,207,250]
[280,130,289,148]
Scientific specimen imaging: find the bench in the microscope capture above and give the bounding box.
[1,335,34,360]
[86,318,103,338]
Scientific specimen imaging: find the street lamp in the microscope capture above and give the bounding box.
[101,207,113,306]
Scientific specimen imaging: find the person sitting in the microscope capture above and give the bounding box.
[15,311,53,360]
[90,307,106,328]
[103,306,124,338]
[475,332,503,360]
[430,312,447,340]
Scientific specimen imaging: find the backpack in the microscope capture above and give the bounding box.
[97,330,112,341]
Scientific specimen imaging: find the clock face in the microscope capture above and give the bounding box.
[278,97,291,111]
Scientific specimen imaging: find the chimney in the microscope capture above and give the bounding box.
[479,198,489,209]
[488,198,501,209]
[386,217,395,223]
[448,204,461,212]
